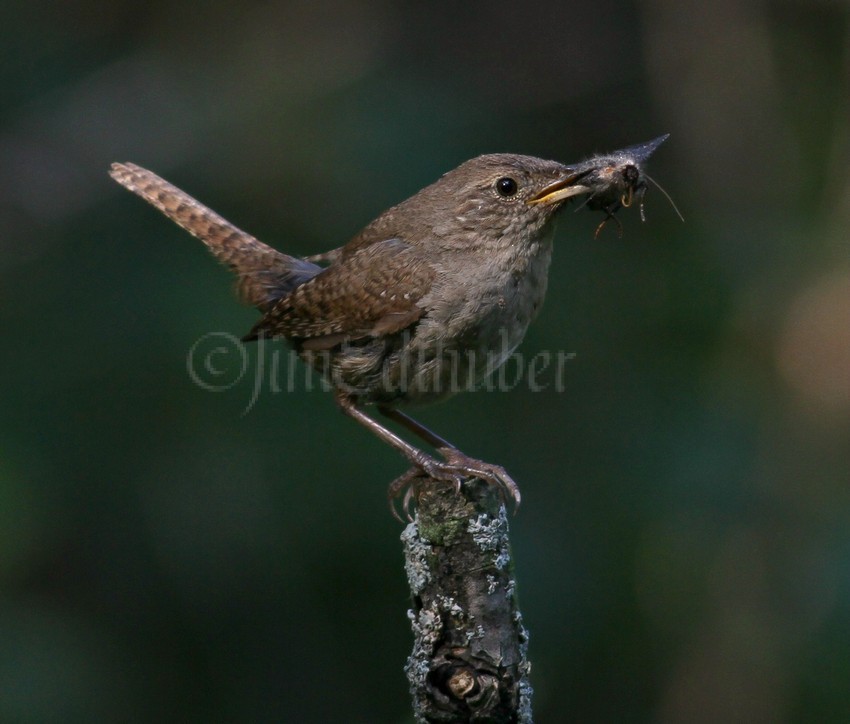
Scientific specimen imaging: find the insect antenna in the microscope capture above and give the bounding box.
[642,171,684,223]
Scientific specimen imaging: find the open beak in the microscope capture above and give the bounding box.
[527,171,592,205]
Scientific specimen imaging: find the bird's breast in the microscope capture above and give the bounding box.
[398,229,555,401]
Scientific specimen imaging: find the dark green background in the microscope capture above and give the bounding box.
[3,1,849,721]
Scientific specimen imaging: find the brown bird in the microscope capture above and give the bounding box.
[109,135,669,513]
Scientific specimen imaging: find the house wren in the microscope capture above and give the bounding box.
[109,135,669,513]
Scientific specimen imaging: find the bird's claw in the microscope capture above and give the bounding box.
[388,468,420,522]
[387,447,521,522]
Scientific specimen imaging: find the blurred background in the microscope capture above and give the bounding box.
[2,1,849,721]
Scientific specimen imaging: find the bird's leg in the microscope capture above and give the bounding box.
[378,405,455,449]
[335,393,520,520]
[336,392,441,472]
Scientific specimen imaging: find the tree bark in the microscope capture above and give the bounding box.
[401,476,533,723]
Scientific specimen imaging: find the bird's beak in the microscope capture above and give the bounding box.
[528,171,591,206]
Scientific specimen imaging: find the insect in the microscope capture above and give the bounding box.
[569,134,684,238]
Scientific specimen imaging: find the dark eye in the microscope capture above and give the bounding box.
[621,164,640,185]
[495,177,518,197]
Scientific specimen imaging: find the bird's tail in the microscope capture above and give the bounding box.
[109,163,320,311]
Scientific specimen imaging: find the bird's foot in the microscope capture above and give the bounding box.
[388,447,521,522]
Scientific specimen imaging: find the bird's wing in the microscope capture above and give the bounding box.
[245,238,435,349]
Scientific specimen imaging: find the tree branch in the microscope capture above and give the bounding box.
[401,476,533,723]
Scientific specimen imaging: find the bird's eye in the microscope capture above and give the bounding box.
[495,177,518,197]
